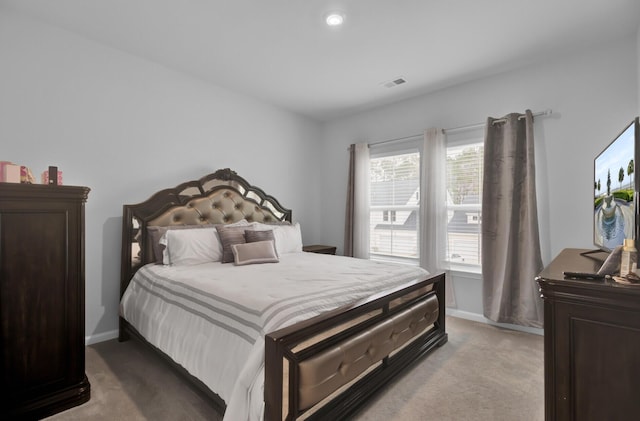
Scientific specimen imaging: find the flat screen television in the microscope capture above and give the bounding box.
[593,117,640,251]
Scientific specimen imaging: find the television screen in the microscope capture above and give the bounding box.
[593,118,640,251]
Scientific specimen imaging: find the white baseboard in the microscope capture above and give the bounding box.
[446,308,543,336]
[85,329,119,345]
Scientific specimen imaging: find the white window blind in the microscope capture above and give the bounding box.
[369,152,420,264]
[446,141,484,266]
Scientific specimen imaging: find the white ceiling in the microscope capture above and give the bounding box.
[3,0,640,121]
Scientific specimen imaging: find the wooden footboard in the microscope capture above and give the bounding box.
[265,272,447,421]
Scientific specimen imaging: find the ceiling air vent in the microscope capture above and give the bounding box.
[381,77,407,88]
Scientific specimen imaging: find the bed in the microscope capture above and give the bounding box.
[119,168,448,421]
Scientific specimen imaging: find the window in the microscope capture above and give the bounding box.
[369,151,420,265]
[365,133,484,271]
[382,210,397,222]
[446,140,484,266]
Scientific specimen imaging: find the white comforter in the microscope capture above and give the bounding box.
[120,252,429,420]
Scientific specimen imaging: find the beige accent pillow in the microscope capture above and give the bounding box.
[231,240,279,266]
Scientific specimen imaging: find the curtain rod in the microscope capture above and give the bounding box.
[368,109,553,147]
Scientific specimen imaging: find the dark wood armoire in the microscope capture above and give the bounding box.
[0,183,90,419]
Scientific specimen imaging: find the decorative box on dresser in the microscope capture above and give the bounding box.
[536,248,640,421]
[0,183,91,419]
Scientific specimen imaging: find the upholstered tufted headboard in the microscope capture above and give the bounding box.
[120,168,291,298]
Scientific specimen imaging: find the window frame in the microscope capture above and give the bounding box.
[445,130,484,273]
[368,141,421,266]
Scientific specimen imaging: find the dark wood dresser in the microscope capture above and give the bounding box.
[0,183,90,419]
[536,248,640,421]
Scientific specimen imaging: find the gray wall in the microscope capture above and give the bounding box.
[1,7,639,340]
[0,9,323,343]
[319,36,639,319]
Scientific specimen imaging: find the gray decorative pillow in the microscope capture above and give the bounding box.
[217,225,253,263]
[232,240,279,266]
[244,229,275,245]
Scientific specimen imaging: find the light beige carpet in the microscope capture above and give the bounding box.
[355,316,544,421]
[46,316,543,420]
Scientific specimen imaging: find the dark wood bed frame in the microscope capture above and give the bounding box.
[119,168,448,420]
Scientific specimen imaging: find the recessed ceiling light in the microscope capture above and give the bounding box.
[325,13,345,27]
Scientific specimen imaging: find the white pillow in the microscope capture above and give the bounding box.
[159,228,223,265]
[250,221,276,231]
[272,222,303,255]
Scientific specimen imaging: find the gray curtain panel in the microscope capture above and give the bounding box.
[481,109,544,328]
[344,144,356,257]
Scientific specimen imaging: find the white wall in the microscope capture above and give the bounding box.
[320,36,639,317]
[0,9,323,343]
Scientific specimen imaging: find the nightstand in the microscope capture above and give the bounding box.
[303,245,337,255]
